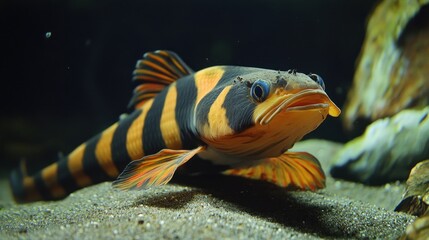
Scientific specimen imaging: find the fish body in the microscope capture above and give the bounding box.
[10,50,340,203]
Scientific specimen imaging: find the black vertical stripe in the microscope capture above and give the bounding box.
[195,67,261,134]
[111,109,142,171]
[223,84,256,133]
[195,67,246,130]
[143,86,168,155]
[33,172,54,200]
[82,134,113,183]
[56,156,80,194]
[175,76,200,149]
[195,87,224,129]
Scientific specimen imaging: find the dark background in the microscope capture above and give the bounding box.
[0,0,375,168]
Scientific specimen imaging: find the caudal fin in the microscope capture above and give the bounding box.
[9,160,44,203]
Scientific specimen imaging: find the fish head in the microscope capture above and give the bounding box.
[194,67,341,160]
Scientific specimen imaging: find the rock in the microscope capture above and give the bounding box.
[331,107,429,184]
[395,159,429,217]
[396,160,429,240]
[400,216,429,240]
[343,0,429,130]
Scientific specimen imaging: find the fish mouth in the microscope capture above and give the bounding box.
[255,89,341,125]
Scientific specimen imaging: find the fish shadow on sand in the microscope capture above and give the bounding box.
[133,188,203,209]
[135,174,347,239]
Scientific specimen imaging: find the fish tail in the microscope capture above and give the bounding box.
[10,143,91,202]
[9,122,129,203]
[9,160,35,203]
[9,155,81,203]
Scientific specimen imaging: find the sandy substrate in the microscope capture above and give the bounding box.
[0,140,416,239]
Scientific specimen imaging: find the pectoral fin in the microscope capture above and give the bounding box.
[112,146,205,190]
[223,152,325,191]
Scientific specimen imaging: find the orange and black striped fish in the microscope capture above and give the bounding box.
[10,50,341,203]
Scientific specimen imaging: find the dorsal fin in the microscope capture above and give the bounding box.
[129,50,194,109]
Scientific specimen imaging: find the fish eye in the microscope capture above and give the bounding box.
[309,73,325,90]
[250,79,270,102]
